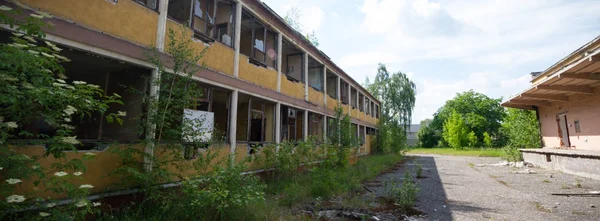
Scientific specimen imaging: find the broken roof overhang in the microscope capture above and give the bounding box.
[502,45,600,110]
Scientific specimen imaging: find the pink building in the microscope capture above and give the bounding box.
[502,35,600,179]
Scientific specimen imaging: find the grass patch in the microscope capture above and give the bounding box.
[407,147,506,157]
[264,154,405,207]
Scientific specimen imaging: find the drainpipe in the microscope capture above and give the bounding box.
[145,0,168,172]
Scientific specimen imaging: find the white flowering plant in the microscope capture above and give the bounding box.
[0,8,119,220]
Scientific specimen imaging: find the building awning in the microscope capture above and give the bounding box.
[502,40,600,110]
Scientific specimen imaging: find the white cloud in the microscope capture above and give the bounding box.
[411,72,531,123]
[300,6,324,31]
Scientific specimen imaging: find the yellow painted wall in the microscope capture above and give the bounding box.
[281,77,305,100]
[164,21,235,76]
[14,144,144,198]
[238,54,278,91]
[327,97,339,111]
[308,87,324,106]
[14,144,233,199]
[19,0,158,47]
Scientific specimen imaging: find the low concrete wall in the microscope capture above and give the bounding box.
[522,151,600,180]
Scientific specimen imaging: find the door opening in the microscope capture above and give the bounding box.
[556,114,570,147]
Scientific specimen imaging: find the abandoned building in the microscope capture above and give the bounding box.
[2,0,380,196]
[502,35,600,180]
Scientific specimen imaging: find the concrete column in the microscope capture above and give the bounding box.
[322,114,327,142]
[155,0,168,52]
[275,102,281,144]
[337,76,341,102]
[303,111,309,141]
[323,66,327,107]
[363,125,367,152]
[144,0,169,173]
[276,33,282,92]
[348,84,352,115]
[304,53,309,101]
[233,2,242,78]
[229,90,239,157]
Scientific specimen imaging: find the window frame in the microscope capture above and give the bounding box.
[132,0,159,11]
[191,0,216,43]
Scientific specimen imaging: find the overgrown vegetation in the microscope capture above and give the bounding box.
[365,63,416,154]
[386,172,419,209]
[0,6,413,221]
[501,108,541,161]
[418,90,505,148]
[0,8,124,220]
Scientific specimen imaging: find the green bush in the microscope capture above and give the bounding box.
[467,131,478,148]
[502,146,523,162]
[387,172,419,209]
[483,132,493,148]
[443,110,468,149]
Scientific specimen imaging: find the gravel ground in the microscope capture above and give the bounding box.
[405,154,600,221]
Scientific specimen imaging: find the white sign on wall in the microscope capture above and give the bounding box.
[183,109,214,143]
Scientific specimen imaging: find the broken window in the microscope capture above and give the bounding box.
[308,56,323,91]
[280,106,304,142]
[351,87,357,109]
[365,98,370,115]
[14,47,151,151]
[282,38,304,82]
[326,116,338,142]
[168,0,234,43]
[168,0,193,25]
[340,81,348,104]
[375,104,380,118]
[359,126,365,146]
[132,0,158,10]
[240,10,278,68]
[326,71,337,99]
[192,0,215,39]
[359,94,364,112]
[308,113,324,142]
[371,101,375,117]
[213,1,235,47]
[236,94,275,144]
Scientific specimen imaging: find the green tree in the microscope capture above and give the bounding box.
[442,110,468,149]
[467,131,478,147]
[416,119,439,148]
[483,132,493,147]
[430,90,504,147]
[283,5,319,47]
[365,63,416,153]
[502,108,540,148]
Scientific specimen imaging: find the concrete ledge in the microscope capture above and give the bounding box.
[520,148,600,159]
[521,148,600,180]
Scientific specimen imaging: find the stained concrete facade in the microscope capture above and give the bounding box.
[2,0,381,198]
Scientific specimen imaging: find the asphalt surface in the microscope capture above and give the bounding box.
[404,154,600,221]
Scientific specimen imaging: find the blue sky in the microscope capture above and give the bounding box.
[261,0,600,124]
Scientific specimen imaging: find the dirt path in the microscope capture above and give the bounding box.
[409,154,600,221]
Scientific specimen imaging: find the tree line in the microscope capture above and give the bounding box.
[417,90,541,153]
